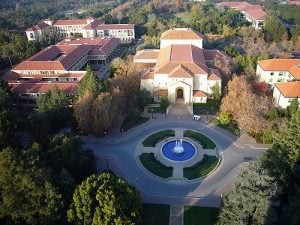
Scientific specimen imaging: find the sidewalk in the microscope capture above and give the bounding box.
[170,205,184,225]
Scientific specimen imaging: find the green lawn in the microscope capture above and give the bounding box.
[193,99,220,115]
[142,203,170,225]
[142,129,175,147]
[183,155,219,180]
[139,153,173,178]
[183,130,216,149]
[121,117,149,131]
[184,206,219,225]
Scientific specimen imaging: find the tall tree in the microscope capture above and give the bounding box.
[67,172,142,225]
[261,111,300,184]
[79,66,101,97]
[37,86,69,113]
[218,163,277,225]
[0,145,63,224]
[220,76,271,134]
[0,79,16,148]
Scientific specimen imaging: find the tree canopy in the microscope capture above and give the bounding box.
[68,172,142,225]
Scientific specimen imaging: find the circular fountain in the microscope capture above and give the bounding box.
[162,139,196,162]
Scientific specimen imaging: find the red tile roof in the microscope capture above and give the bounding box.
[14,45,91,71]
[26,22,51,32]
[83,19,104,30]
[258,59,300,80]
[134,50,160,60]
[54,19,89,26]
[58,37,120,56]
[208,69,221,80]
[161,28,203,40]
[244,7,266,20]
[9,82,79,94]
[217,2,266,20]
[169,64,193,78]
[153,89,168,97]
[141,71,154,79]
[193,90,208,97]
[274,82,300,98]
[3,71,85,82]
[96,24,134,30]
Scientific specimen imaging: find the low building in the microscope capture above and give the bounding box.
[256,59,300,85]
[256,58,300,108]
[93,24,135,43]
[3,37,120,105]
[26,18,135,43]
[216,1,266,29]
[134,28,227,104]
[273,82,300,108]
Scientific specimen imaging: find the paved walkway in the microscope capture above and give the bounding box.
[170,205,184,225]
[81,116,269,207]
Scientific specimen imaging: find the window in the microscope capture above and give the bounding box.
[268,78,273,82]
[270,72,274,76]
[30,33,34,38]
[279,72,283,76]
[277,78,284,82]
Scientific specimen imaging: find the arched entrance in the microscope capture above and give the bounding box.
[176,88,184,102]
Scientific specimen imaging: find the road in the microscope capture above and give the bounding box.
[81,117,267,207]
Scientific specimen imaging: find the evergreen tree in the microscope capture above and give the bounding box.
[0,145,63,224]
[36,86,69,113]
[68,172,141,225]
[218,163,277,225]
[78,66,101,97]
[262,111,300,184]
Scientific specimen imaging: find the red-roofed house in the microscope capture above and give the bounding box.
[216,1,266,29]
[3,37,120,105]
[256,58,300,108]
[26,18,135,43]
[134,28,226,104]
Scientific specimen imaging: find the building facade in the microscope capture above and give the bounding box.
[216,1,266,29]
[3,37,120,105]
[26,18,135,43]
[134,28,227,104]
[256,59,300,108]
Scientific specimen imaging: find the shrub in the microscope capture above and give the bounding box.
[219,111,231,125]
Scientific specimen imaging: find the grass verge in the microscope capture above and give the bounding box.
[183,130,216,149]
[183,155,219,180]
[142,203,170,225]
[142,129,175,147]
[184,206,219,225]
[139,153,173,178]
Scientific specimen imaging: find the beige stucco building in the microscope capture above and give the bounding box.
[256,58,300,108]
[134,28,227,104]
[26,18,135,43]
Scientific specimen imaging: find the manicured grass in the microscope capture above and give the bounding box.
[139,153,173,178]
[142,129,175,147]
[184,130,216,149]
[183,155,219,180]
[142,203,170,225]
[193,99,220,115]
[121,117,149,131]
[184,206,219,225]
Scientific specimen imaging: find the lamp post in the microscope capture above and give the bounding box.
[151,108,154,119]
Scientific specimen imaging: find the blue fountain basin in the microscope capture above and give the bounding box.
[162,140,196,162]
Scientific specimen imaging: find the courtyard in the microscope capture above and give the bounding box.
[82,115,268,210]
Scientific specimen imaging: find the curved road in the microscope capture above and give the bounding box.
[82,118,267,207]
